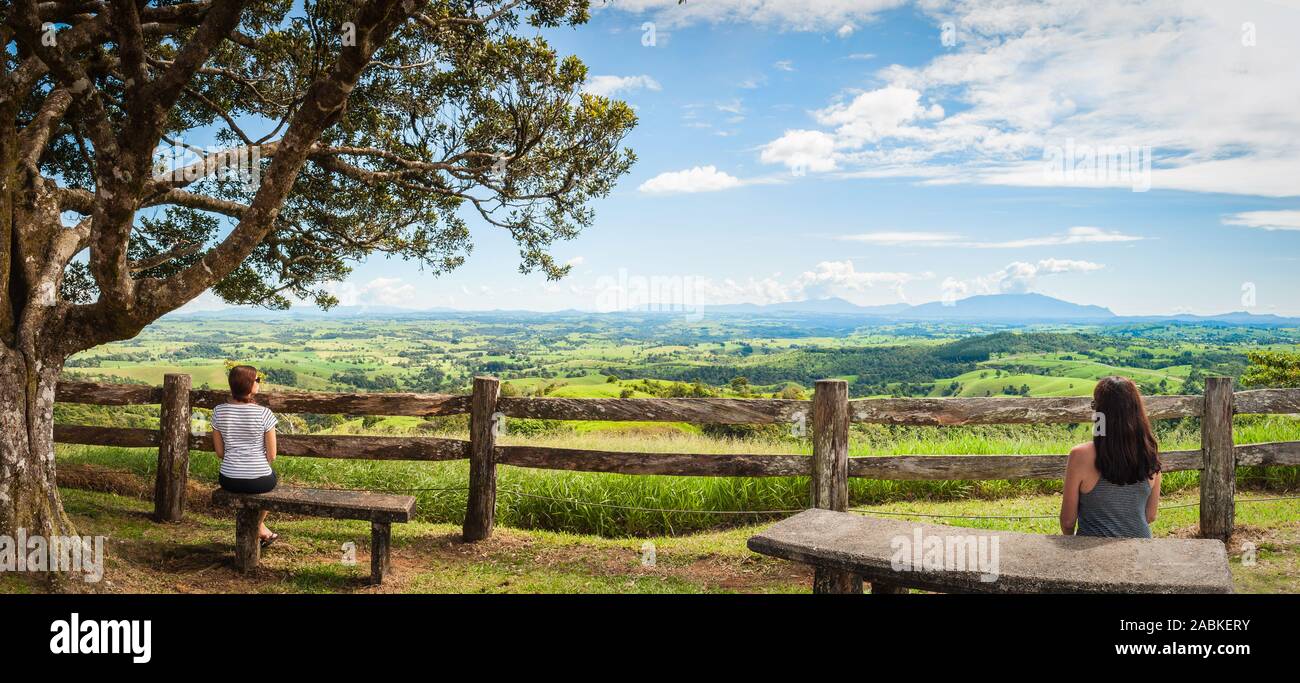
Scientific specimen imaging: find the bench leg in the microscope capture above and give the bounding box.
[870,581,908,594]
[370,521,392,585]
[235,508,261,572]
[813,567,863,594]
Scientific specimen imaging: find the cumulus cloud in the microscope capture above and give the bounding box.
[1222,210,1300,232]
[757,0,1300,196]
[760,130,838,174]
[791,260,931,301]
[813,86,944,146]
[580,261,933,311]
[942,258,1104,299]
[638,165,744,194]
[324,277,417,307]
[582,74,662,97]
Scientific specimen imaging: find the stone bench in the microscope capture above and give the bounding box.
[748,508,1234,594]
[212,487,416,585]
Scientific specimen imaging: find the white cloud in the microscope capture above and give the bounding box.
[582,74,662,97]
[968,226,1143,248]
[838,226,1142,248]
[813,86,944,146]
[1222,210,1300,231]
[565,256,586,267]
[944,258,1104,298]
[579,261,932,310]
[791,260,931,301]
[758,0,1300,197]
[836,23,856,38]
[773,59,796,72]
[840,231,963,245]
[602,0,906,31]
[760,130,838,173]
[715,99,744,114]
[639,165,744,194]
[324,277,417,307]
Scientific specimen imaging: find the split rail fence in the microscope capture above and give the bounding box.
[54,375,1300,546]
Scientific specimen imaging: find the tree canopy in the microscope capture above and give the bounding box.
[2,0,635,358]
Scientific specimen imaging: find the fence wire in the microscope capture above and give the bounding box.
[305,484,1300,521]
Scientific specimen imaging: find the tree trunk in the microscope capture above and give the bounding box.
[0,345,75,540]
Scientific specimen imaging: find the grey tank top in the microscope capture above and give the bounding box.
[1077,477,1152,538]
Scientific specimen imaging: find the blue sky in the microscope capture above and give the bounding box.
[182,0,1300,316]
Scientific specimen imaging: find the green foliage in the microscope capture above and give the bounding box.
[1242,350,1300,388]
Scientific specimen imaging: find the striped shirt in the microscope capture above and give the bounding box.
[212,402,277,479]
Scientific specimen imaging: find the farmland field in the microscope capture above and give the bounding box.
[54,311,1300,538]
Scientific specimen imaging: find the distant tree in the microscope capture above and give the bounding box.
[777,384,806,400]
[729,376,750,396]
[264,367,297,387]
[1241,350,1300,388]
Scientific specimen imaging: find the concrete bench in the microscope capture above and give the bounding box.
[748,508,1234,594]
[212,487,416,585]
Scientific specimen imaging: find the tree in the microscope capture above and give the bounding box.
[1241,350,1300,388]
[0,0,635,539]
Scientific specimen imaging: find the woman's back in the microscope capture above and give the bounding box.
[1060,376,1162,538]
[1077,477,1152,538]
[212,402,276,479]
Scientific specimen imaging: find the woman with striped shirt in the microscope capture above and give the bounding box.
[212,365,280,547]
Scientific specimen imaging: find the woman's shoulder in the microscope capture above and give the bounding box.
[1068,441,1096,461]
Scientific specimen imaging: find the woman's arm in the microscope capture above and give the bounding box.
[1059,445,1085,535]
[1146,470,1162,523]
[264,429,277,464]
[212,429,224,460]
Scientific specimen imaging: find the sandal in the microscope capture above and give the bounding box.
[260,533,279,549]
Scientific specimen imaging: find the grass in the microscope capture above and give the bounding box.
[4,484,1296,594]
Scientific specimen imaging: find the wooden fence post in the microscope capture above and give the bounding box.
[463,376,500,542]
[811,379,862,594]
[1199,376,1235,541]
[153,373,192,522]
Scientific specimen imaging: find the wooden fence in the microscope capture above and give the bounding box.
[54,375,1300,550]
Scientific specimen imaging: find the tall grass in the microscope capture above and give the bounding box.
[55,414,1300,537]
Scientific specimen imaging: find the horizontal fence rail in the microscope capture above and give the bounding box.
[51,377,1300,541]
[56,381,470,417]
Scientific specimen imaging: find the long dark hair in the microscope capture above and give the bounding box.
[1092,376,1161,485]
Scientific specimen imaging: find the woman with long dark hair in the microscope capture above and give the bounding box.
[1060,376,1162,538]
[212,365,280,547]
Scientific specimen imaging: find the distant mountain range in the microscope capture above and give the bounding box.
[704,293,1113,320]
[174,292,1300,326]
